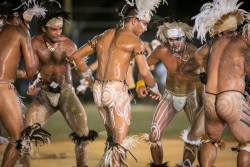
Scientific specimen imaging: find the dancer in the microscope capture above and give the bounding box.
[23,1,97,167]
[72,0,166,166]
[137,20,204,167]
[0,1,50,167]
[181,0,250,166]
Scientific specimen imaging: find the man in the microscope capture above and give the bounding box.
[0,0,49,167]
[137,21,205,167]
[23,1,97,167]
[181,0,250,166]
[72,0,165,166]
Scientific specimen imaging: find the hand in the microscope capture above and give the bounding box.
[27,85,41,96]
[136,86,148,98]
[147,87,162,100]
[85,76,94,88]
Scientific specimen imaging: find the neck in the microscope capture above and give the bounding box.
[123,22,137,36]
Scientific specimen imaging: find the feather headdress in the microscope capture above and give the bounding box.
[157,21,193,42]
[39,0,70,26]
[121,0,167,22]
[192,0,250,42]
[12,0,46,19]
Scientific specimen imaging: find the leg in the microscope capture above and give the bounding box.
[216,92,250,167]
[0,90,23,167]
[149,93,177,166]
[59,84,97,167]
[180,108,205,167]
[93,82,113,151]
[21,94,54,167]
[100,82,133,167]
[199,94,225,167]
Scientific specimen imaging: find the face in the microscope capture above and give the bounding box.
[167,36,185,53]
[44,25,63,43]
[133,18,148,36]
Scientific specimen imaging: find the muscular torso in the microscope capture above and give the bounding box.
[206,34,248,94]
[0,26,23,81]
[152,44,197,95]
[33,34,76,85]
[95,28,138,81]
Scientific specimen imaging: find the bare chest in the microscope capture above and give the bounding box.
[37,43,68,65]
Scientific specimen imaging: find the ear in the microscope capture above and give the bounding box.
[42,26,46,32]
[131,17,137,25]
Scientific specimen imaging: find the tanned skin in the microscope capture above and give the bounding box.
[181,31,250,167]
[0,16,37,167]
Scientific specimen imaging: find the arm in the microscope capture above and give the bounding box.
[17,69,28,79]
[72,37,98,72]
[134,42,156,88]
[20,30,38,79]
[180,44,209,73]
[89,61,98,71]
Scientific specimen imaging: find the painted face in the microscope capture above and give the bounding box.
[167,36,185,53]
[45,25,63,43]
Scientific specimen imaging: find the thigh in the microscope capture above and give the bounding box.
[188,108,205,140]
[25,97,55,127]
[184,92,199,124]
[150,94,176,140]
[112,91,131,143]
[0,90,23,140]
[217,93,250,143]
[59,89,88,136]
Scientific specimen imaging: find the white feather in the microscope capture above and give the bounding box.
[192,0,250,42]
[180,128,202,146]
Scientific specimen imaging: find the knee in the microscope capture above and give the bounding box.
[149,125,161,143]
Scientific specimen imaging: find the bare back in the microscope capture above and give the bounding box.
[102,28,143,81]
[206,34,247,94]
[0,25,34,80]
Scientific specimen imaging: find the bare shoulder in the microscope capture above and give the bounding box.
[61,35,76,48]
[94,28,116,41]
[31,35,43,49]
[187,43,197,54]
[103,28,116,36]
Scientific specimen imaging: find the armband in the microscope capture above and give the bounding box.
[136,80,145,92]
[132,50,148,57]
[149,83,159,94]
[87,40,97,50]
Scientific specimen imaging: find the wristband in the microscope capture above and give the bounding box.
[136,80,145,92]
[149,83,159,94]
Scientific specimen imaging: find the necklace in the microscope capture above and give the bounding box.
[43,36,58,53]
[173,45,190,62]
[45,41,58,53]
